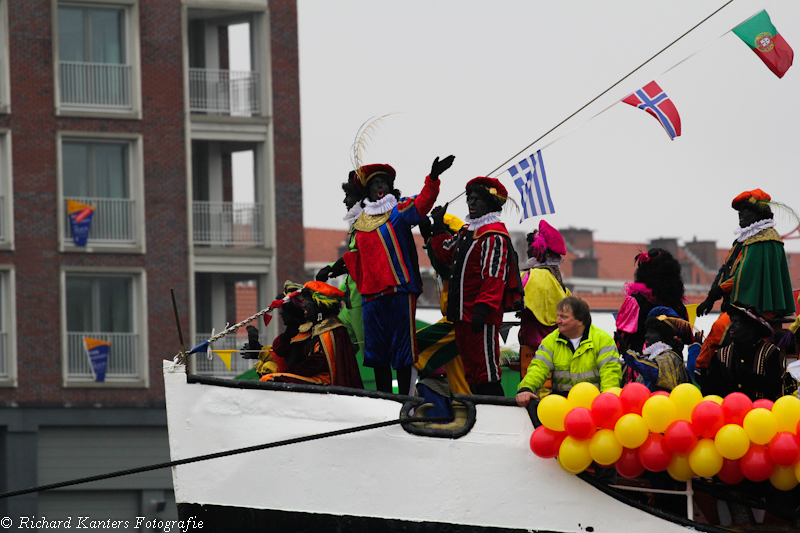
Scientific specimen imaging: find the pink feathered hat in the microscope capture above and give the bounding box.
[529,220,566,261]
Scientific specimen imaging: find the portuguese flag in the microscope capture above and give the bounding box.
[733,10,793,78]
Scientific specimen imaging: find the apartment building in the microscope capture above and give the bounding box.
[0,0,302,520]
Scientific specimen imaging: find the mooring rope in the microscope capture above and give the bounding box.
[0,416,451,500]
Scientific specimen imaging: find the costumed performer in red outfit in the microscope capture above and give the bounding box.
[324,156,455,395]
[429,177,523,396]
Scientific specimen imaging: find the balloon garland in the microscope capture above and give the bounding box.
[529,382,800,491]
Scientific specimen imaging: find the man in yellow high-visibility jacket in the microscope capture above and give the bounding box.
[516,296,622,406]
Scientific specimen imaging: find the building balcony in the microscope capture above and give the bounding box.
[193,201,263,248]
[59,61,132,110]
[66,332,141,382]
[64,197,136,246]
[189,68,260,116]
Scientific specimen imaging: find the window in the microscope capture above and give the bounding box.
[62,269,147,386]
[0,0,10,113]
[55,1,141,116]
[0,266,16,387]
[58,133,145,252]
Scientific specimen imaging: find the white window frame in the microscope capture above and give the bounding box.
[56,131,146,253]
[0,265,17,387]
[0,129,13,251]
[0,0,10,114]
[60,266,148,388]
[52,0,142,119]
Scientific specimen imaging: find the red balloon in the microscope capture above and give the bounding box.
[620,383,650,415]
[652,391,670,397]
[564,407,597,440]
[615,447,645,479]
[721,392,753,426]
[530,426,567,459]
[638,433,673,472]
[753,399,774,411]
[592,392,624,430]
[768,432,800,466]
[717,458,745,485]
[740,444,775,482]
[692,400,724,439]
[664,420,699,454]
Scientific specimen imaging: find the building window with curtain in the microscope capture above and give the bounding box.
[59,135,144,251]
[64,273,145,385]
[57,2,138,113]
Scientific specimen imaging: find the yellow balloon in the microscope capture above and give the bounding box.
[702,395,724,406]
[743,408,778,445]
[557,454,582,474]
[614,413,649,449]
[568,382,600,410]
[558,436,593,473]
[689,438,723,478]
[773,395,800,434]
[605,387,623,397]
[714,424,751,460]
[538,394,571,432]
[642,395,678,433]
[770,465,799,491]
[670,383,703,421]
[667,453,694,482]
[589,429,623,466]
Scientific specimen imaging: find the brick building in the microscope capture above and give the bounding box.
[0,0,302,519]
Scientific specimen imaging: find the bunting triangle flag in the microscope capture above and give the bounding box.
[733,10,793,78]
[213,349,236,371]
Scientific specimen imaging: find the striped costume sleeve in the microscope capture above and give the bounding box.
[475,234,508,309]
[431,232,459,266]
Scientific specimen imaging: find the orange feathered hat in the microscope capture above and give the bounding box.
[731,188,771,210]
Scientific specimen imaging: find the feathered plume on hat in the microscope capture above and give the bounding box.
[350,114,397,188]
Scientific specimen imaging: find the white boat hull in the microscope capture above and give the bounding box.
[164,362,711,532]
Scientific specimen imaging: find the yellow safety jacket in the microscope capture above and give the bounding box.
[518,324,622,395]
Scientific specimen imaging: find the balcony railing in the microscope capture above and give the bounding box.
[193,332,267,377]
[0,331,6,379]
[64,197,136,245]
[66,332,140,381]
[60,61,132,109]
[189,68,260,116]
[193,201,263,247]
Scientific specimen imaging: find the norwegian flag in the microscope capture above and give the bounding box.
[622,81,681,140]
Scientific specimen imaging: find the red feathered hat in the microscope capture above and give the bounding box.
[356,164,396,189]
[466,177,508,206]
[731,189,771,210]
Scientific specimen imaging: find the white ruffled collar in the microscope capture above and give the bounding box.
[343,204,363,226]
[465,212,501,231]
[526,256,563,269]
[642,341,670,360]
[363,194,397,215]
[734,218,775,242]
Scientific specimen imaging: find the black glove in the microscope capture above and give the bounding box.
[614,331,629,354]
[696,296,716,316]
[430,203,448,235]
[418,216,432,241]
[241,325,263,359]
[471,303,490,334]
[430,155,455,181]
[316,265,333,281]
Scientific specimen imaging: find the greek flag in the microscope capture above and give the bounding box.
[508,150,554,222]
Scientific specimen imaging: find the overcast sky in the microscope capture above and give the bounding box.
[295,0,800,254]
